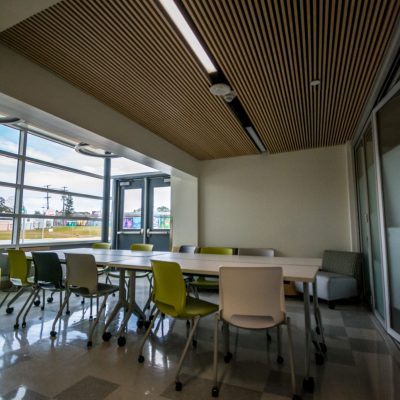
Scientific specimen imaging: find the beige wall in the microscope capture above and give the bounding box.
[199,145,351,257]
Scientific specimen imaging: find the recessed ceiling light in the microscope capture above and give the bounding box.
[311,80,321,86]
[209,83,231,96]
[75,143,120,158]
[159,0,217,73]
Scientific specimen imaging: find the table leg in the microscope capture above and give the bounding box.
[116,270,147,346]
[313,281,327,353]
[302,282,314,393]
[102,267,128,341]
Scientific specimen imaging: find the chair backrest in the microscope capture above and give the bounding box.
[199,247,234,255]
[131,243,154,251]
[92,242,111,249]
[65,253,98,294]
[322,250,362,279]
[179,245,198,253]
[151,260,186,317]
[32,252,63,288]
[238,248,275,257]
[219,266,284,326]
[7,249,30,285]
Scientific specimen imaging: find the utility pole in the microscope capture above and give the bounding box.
[44,185,51,210]
[61,186,68,214]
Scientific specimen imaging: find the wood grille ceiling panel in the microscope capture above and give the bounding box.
[0,0,257,160]
[1,1,399,157]
[183,0,400,153]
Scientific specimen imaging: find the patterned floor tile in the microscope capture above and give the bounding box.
[2,386,50,400]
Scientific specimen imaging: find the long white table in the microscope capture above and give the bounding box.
[28,249,324,392]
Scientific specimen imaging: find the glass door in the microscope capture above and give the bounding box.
[375,91,400,338]
[364,128,386,320]
[114,174,171,251]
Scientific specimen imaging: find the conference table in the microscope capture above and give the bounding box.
[29,248,325,392]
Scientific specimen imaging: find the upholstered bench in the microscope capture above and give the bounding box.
[296,250,362,309]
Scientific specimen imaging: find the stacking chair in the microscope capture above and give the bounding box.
[190,247,234,297]
[211,266,299,400]
[51,253,118,347]
[237,248,275,257]
[92,242,113,285]
[3,250,38,329]
[17,252,67,329]
[178,245,198,253]
[138,260,218,391]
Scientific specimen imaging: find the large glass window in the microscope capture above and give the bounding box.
[0,217,13,245]
[24,161,102,196]
[122,188,142,230]
[0,125,19,154]
[0,187,15,214]
[26,134,104,174]
[152,186,171,230]
[0,155,18,184]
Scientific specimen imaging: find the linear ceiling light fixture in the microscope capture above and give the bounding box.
[0,116,21,124]
[245,126,267,153]
[75,142,120,158]
[159,0,217,73]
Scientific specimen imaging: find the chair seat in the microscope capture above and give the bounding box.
[69,283,119,297]
[10,276,35,286]
[223,312,285,329]
[295,271,358,301]
[156,296,218,319]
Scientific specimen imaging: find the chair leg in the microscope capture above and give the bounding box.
[51,291,71,336]
[42,289,46,310]
[286,317,298,397]
[0,291,11,309]
[14,287,36,329]
[212,313,220,396]
[223,321,231,361]
[175,315,200,388]
[87,295,108,346]
[138,309,161,361]
[276,325,283,363]
[22,288,41,326]
[6,287,24,308]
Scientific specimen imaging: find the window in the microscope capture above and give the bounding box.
[0,125,19,154]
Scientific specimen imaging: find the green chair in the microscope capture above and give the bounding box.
[5,249,38,329]
[138,260,218,391]
[92,242,112,250]
[190,247,234,297]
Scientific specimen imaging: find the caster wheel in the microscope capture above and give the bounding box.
[320,342,327,353]
[87,341,92,348]
[66,310,70,315]
[175,381,182,391]
[41,306,45,311]
[315,326,320,335]
[186,320,190,327]
[267,333,272,342]
[89,315,93,320]
[6,307,14,314]
[47,297,53,303]
[50,331,57,338]
[277,355,284,364]
[117,336,126,347]
[14,323,19,329]
[303,377,314,392]
[192,339,197,348]
[138,355,145,363]
[137,320,144,329]
[315,353,324,365]
[211,386,219,397]
[81,300,85,305]
[34,300,40,307]
[102,332,112,342]
[224,352,232,363]
[22,322,26,328]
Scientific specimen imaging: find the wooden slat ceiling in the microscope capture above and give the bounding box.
[0,1,399,158]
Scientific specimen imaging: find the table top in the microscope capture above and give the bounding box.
[26,249,321,283]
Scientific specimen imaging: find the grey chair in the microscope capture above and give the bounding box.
[295,250,362,309]
[179,245,198,253]
[238,248,275,257]
[51,253,118,347]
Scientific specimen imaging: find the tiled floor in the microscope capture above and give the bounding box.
[0,280,399,400]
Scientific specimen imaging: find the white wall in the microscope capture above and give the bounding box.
[171,175,198,248]
[199,145,351,257]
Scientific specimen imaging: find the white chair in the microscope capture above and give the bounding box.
[50,253,118,347]
[212,266,300,400]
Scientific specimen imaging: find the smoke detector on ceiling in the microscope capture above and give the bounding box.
[209,83,236,103]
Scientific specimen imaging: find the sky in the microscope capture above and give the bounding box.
[0,125,170,215]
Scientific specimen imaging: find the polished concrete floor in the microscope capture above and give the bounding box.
[0,278,399,400]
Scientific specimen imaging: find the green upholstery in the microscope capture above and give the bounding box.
[92,242,111,249]
[199,247,233,255]
[322,250,362,281]
[8,249,32,286]
[130,243,154,251]
[138,260,217,389]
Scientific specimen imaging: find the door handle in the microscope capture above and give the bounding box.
[146,228,168,237]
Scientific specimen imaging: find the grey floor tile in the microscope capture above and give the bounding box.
[2,386,50,400]
[324,346,355,366]
[341,311,375,329]
[349,338,389,354]
[54,376,119,400]
[264,370,301,398]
